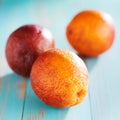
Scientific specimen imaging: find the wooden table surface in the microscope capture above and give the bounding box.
[0,0,120,120]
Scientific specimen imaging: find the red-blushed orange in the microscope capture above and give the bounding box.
[5,24,54,77]
[30,48,89,108]
[66,10,115,57]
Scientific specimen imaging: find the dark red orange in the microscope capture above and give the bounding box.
[6,24,54,77]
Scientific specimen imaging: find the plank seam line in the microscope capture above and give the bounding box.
[88,89,94,120]
[21,81,27,120]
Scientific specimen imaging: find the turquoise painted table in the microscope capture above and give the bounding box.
[0,0,120,120]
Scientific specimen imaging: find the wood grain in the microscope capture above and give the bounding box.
[87,42,120,120]
[85,0,120,120]
[0,74,26,120]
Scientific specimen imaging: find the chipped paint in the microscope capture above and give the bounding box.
[17,78,26,99]
[27,109,45,120]
[37,109,45,118]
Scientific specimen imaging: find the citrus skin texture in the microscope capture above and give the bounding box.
[6,24,54,77]
[31,48,88,108]
[66,10,115,57]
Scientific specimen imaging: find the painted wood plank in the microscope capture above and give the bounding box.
[87,44,120,120]
[0,73,26,120]
[87,37,120,119]
[0,2,30,120]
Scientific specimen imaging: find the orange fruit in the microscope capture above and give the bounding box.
[6,24,54,77]
[66,10,115,57]
[30,48,88,108]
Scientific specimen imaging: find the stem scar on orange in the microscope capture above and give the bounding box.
[30,48,89,108]
[66,10,115,57]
